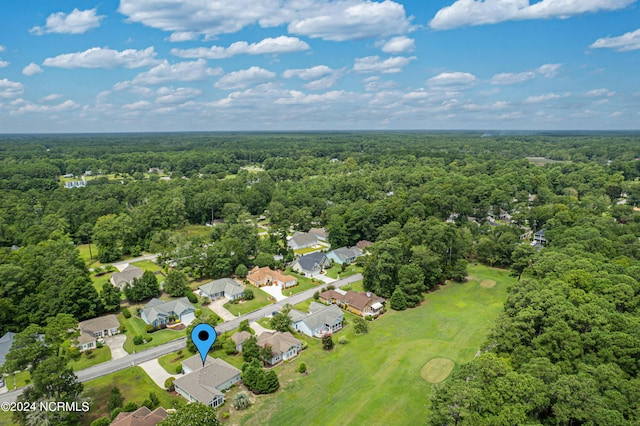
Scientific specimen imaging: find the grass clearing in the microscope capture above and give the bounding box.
[224,287,273,316]
[158,350,189,375]
[234,264,512,426]
[68,346,112,371]
[421,358,455,383]
[283,271,324,296]
[480,279,496,288]
[81,366,183,425]
[117,314,184,354]
[325,264,363,279]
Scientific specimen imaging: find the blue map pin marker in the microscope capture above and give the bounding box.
[191,323,217,367]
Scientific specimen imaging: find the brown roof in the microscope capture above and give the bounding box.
[79,314,120,334]
[257,331,302,356]
[356,240,373,249]
[231,331,252,345]
[111,406,168,426]
[308,227,329,238]
[247,266,296,285]
[319,289,384,311]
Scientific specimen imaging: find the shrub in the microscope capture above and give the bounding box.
[85,349,94,357]
[96,341,103,349]
[322,334,334,351]
[195,309,202,318]
[91,417,111,426]
[365,315,373,321]
[184,290,198,303]
[145,324,154,333]
[122,402,138,412]
[109,408,123,421]
[175,365,182,374]
[243,289,255,300]
[202,297,211,306]
[145,335,153,343]
[107,387,124,412]
[164,377,175,391]
[133,335,143,345]
[233,392,251,410]
[118,324,127,333]
[67,346,81,360]
[298,362,307,373]
[338,336,348,345]
[313,291,320,300]
[222,412,230,419]
[301,341,308,350]
[122,308,131,319]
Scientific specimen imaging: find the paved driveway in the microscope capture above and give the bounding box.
[260,284,286,301]
[139,359,175,389]
[208,299,236,321]
[104,334,127,360]
[250,321,269,336]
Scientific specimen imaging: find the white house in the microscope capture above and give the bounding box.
[174,355,241,409]
[140,297,196,327]
[199,278,245,301]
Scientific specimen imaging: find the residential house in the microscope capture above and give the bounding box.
[64,177,87,189]
[231,331,252,353]
[141,297,196,327]
[76,314,120,352]
[319,289,385,318]
[287,232,318,250]
[0,332,15,369]
[199,278,245,301]
[498,208,512,222]
[533,229,547,245]
[110,265,144,290]
[247,266,297,289]
[326,246,362,265]
[174,355,242,409]
[110,406,168,426]
[291,252,331,277]
[291,302,344,337]
[308,227,329,242]
[355,240,373,251]
[256,331,303,366]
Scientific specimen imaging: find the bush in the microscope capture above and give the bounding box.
[118,324,127,333]
[145,324,154,333]
[122,402,138,412]
[365,315,373,321]
[298,362,307,373]
[107,387,124,412]
[133,335,143,345]
[122,308,131,319]
[202,297,211,306]
[195,309,202,318]
[243,289,255,300]
[91,417,111,426]
[184,290,198,303]
[85,349,94,357]
[338,336,348,345]
[164,377,175,391]
[301,341,308,350]
[67,346,81,361]
[322,334,334,351]
[233,392,251,410]
[313,291,320,300]
[109,408,123,421]
[222,412,230,419]
[145,335,153,343]
[175,365,182,374]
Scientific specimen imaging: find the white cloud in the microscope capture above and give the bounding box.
[304,74,343,90]
[30,8,105,35]
[490,63,562,84]
[430,0,634,30]
[122,100,151,110]
[525,92,570,103]
[171,36,309,59]
[215,66,276,90]
[22,63,43,76]
[40,94,63,102]
[377,36,415,54]
[155,87,202,104]
[283,65,334,80]
[584,88,615,97]
[43,47,158,69]
[0,79,24,99]
[14,100,79,114]
[353,56,416,74]
[590,28,640,51]
[275,90,356,105]
[0,60,8,68]
[168,32,199,42]
[117,59,223,87]
[0,46,4,52]
[428,72,477,88]
[119,0,413,41]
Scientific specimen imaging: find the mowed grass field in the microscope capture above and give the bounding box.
[238,264,512,426]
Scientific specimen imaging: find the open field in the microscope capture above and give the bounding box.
[525,156,570,166]
[235,264,512,425]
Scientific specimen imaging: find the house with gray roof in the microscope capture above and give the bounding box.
[141,297,196,327]
[76,314,120,352]
[292,252,331,277]
[327,246,363,265]
[0,332,15,369]
[231,331,252,352]
[174,355,241,408]
[291,303,344,338]
[308,227,329,242]
[256,331,303,365]
[110,264,144,290]
[199,278,245,301]
[287,232,318,250]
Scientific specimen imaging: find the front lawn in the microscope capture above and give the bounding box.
[117,314,184,354]
[224,287,273,316]
[68,346,111,371]
[324,264,363,279]
[256,317,273,330]
[81,366,184,425]
[284,271,324,296]
[3,370,30,390]
[90,272,112,293]
[131,260,164,273]
[233,264,513,425]
[158,349,190,375]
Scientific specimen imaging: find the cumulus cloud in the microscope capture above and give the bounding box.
[43,47,158,69]
[40,94,63,102]
[0,79,24,99]
[590,28,640,51]
[428,72,477,88]
[215,66,276,90]
[525,92,570,103]
[30,8,105,35]
[0,60,8,68]
[490,63,562,85]
[22,63,43,76]
[430,0,634,30]
[584,88,615,97]
[14,100,79,114]
[119,0,412,41]
[155,87,202,104]
[353,56,416,74]
[168,32,199,42]
[275,90,355,105]
[171,36,309,59]
[117,59,223,87]
[377,36,415,54]
[122,100,151,110]
[282,65,343,90]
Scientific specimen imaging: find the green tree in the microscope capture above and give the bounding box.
[235,263,248,278]
[242,336,260,362]
[2,324,50,374]
[390,287,407,311]
[239,319,251,333]
[270,309,292,332]
[322,334,334,351]
[107,387,124,412]
[101,282,121,312]
[232,392,251,410]
[254,252,275,268]
[163,270,189,297]
[158,402,219,426]
[353,317,368,334]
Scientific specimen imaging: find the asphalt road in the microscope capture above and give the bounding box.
[0,273,362,404]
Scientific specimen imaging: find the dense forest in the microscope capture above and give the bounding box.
[1,132,640,423]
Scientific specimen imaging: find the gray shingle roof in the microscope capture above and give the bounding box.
[0,332,15,367]
[296,252,329,271]
[141,297,194,324]
[111,265,144,288]
[199,278,244,297]
[78,314,120,334]
[289,232,317,247]
[328,247,362,262]
[257,331,302,356]
[293,304,343,332]
[174,356,241,404]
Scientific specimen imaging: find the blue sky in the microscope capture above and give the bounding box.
[0,0,638,132]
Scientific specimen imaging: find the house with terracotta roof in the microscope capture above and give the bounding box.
[290,302,343,337]
[256,331,302,366]
[110,406,168,426]
[319,289,385,318]
[247,266,297,289]
[174,355,241,408]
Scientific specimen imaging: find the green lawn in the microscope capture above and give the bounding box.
[81,367,184,425]
[131,260,164,273]
[117,314,184,354]
[3,370,30,390]
[224,287,273,316]
[233,264,513,426]
[293,299,313,313]
[68,346,112,371]
[158,349,190,375]
[340,279,364,292]
[256,317,273,330]
[90,272,111,293]
[285,271,324,296]
[324,264,363,279]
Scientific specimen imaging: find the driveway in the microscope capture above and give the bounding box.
[104,334,127,360]
[260,284,286,301]
[208,299,237,321]
[139,359,175,389]
[250,321,269,336]
[315,273,336,284]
